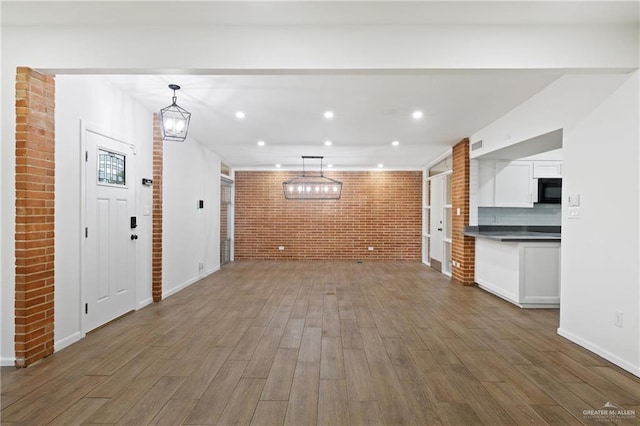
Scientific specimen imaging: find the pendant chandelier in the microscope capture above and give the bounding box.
[283,156,342,200]
[160,84,191,142]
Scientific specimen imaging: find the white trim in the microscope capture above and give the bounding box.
[477,280,519,307]
[425,148,453,170]
[162,266,221,300]
[54,331,83,353]
[557,328,640,378]
[426,169,453,181]
[1,357,16,367]
[137,297,154,310]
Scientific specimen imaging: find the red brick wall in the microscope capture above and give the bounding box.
[235,171,422,260]
[14,67,55,367]
[451,139,475,285]
[152,114,163,302]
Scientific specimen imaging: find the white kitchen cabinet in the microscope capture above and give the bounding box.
[475,238,560,308]
[533,161,562,178]
[478,160,496,207]
[479,160,534,207]
[494,161,534,207]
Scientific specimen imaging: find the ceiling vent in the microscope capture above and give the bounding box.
[471,140,483,151]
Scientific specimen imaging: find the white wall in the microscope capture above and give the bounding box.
[162,138,221,298]
[470,74,631,158]
[1,73,222,364]
[56,76,155,352]
[470,72,640,376]
[559,72,639,375]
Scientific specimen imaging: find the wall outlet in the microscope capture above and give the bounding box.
[278,246,285,250]
[568,207,581,219]
[198,261,204,271]
[368,246,374,251]
[614,311,623,327]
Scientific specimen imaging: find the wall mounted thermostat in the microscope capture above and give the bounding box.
[142,178,153,186]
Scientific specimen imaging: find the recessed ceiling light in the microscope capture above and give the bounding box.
[412,110,423,119]
[257,140,265,146]
[275,164,281,168]
[235,111,246,119]
[378,163,384,168]
[324,140,332,146]
[327,164,333,168]
[392,140,400,147]
[324,111,334,119]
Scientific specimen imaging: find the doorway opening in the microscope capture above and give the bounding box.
[220,173,234,266]
[423,155,453,276]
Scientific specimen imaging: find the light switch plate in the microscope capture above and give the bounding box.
[568,194,580,207]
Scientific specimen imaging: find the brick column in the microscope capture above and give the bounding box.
[451,138,475,285]
[152,114,163,302]
[14,67,56,367]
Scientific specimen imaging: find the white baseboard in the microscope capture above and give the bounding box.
[54,331,83,353]
[137,297,153,310]
[162,266,221,300]
[557,327,640,378]
[1,356,16,367]
[477,280,518,306]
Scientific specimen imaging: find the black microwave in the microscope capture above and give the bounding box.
[537,178,562,204]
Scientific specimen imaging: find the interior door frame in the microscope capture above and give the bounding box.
[429,173,445,267]
[79,120,138,336]
[220,175,235,265]
[426,169,453,275]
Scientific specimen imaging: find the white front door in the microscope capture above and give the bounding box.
[429,174,444,268]
[83,128,136,332]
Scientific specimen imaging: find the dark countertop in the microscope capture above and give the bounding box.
[464,226,561,242]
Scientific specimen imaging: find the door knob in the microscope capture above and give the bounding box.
[131,234,138,240]
[437,228,443,231]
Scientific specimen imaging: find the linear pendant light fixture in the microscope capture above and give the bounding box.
[283,156,342,200]
[160,84,191,142]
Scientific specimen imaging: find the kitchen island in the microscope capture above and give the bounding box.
[464,226,560,308]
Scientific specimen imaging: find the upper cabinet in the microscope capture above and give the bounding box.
[478,160,534,208]
[533,161,562,178]
[495,161,534,207]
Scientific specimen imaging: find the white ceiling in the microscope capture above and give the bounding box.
[105,72,561,169]
[7,1,636,170]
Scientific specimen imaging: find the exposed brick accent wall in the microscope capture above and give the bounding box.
[14,67,55,367]
[152,114,163,302]
[235,171,422,260]
[451,138,475,285]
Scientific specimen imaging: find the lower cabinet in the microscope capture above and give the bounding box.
[475,238,560,308]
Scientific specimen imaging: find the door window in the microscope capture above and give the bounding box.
[98,149,126,186]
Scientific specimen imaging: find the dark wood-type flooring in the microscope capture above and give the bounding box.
[2,261,639,425]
